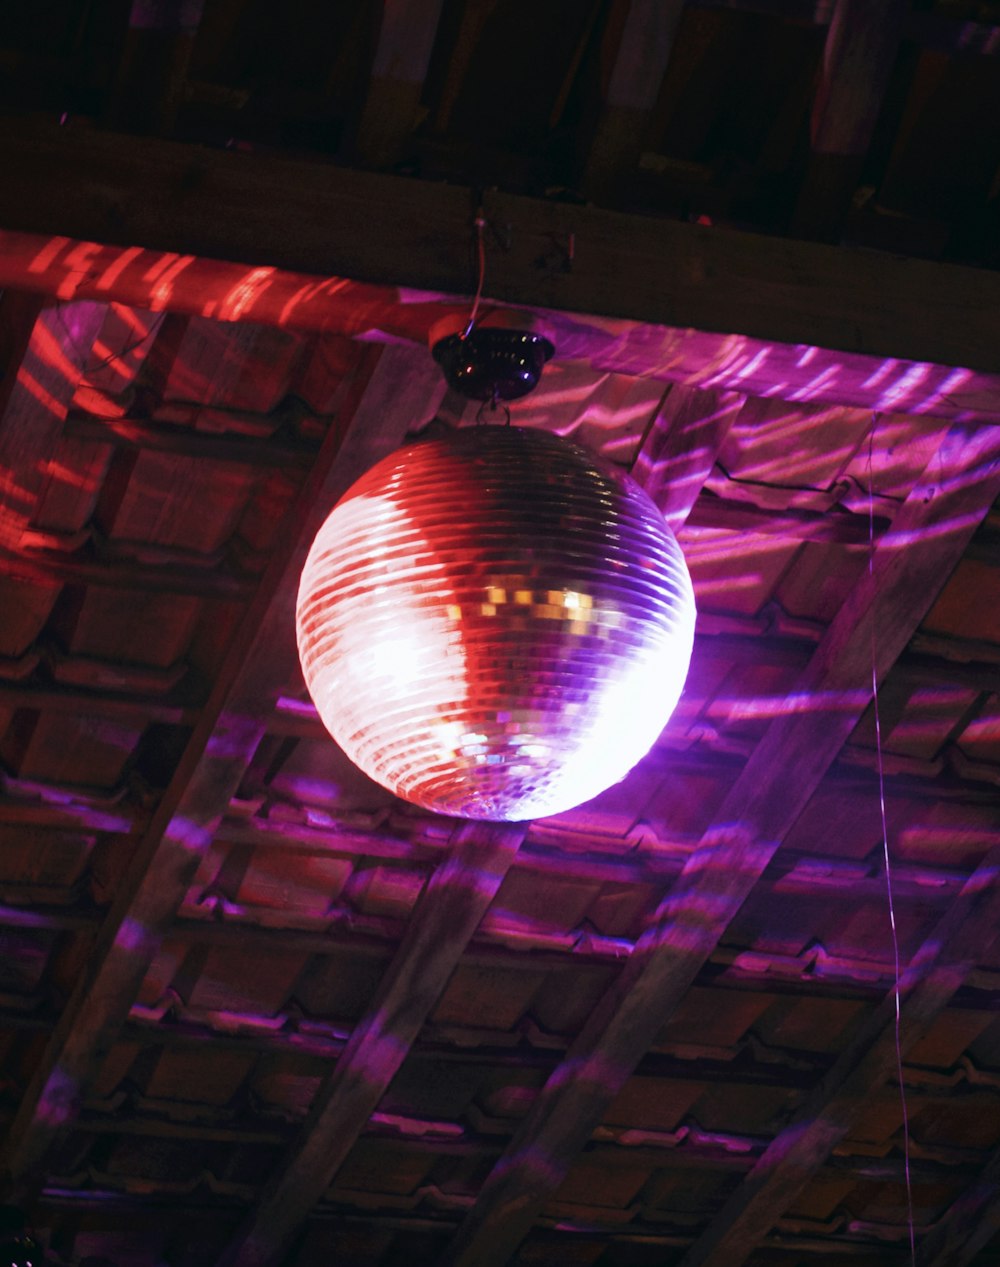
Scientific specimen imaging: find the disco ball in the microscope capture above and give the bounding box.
[296,425,695,821]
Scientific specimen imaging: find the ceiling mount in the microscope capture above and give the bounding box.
[432,327,554,403]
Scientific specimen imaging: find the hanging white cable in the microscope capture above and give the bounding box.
[868,417,916,1267]
[462,210,488,338]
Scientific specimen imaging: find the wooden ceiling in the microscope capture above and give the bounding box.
[2,2,1000,1265]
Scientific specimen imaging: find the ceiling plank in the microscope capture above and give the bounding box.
[438,421,1000,1267]
[0,342,446,1193]
[0,299,106,553]
[63,410,316,467]
[677,847,1000,1267]
[430,0,501,134]
[0,544,257,599]
[917,1144,1000,1267]
[793,0,908,241]
[107,0,207,136]
[3,123,1000,380]
[1,228,1000,425]
[219,820,525,1267]
[583,0,686,203]
[630,383,745,530]
[354,0,446,167]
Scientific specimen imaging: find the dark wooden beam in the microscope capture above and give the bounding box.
[0,679,197,725]
[354,0,446,167]
[583,0,685,204]
[430,0,500,134]
[793,0,908,241]
[917,1143,1000,1267]
[0,543,256,599]
[904,8,1000,56]
[692,0,1000,59]
[107,0,206,136]
[63,410,317,467]
[657,0,1000,57]
[3,120,1000,384]
[218,821,525,1267]
[0,300,106,553]
[1,232,998,426]
[438,422,1000,1267]
[0,343,446,1193]
[677,847,1000,1267]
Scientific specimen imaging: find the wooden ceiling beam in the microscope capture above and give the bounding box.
[0,237,998,427]
[106,0,206,136]
[218,821,525,1267]
[0,679,197,725]
[0,298,107,554]
[437,421,1000,1267]
[1,244,988,433]
[0,343,446,1196]
[917,1143,1000,1267]
[0,543,257,599]
[583,0,686,204]
[631,383,745,530]
[63,410,317,467]
[354,0,446,168]
[430,0,500,135]
[3,123,1000,387]
[690,0,1000,58]
[677,847,1000,1267]
[793,0,908,242]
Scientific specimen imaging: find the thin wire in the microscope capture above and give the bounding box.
[867,415,916,1267]
[462,211,488,339]
[713,457,902,506]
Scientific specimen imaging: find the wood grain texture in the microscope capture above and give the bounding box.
[678,848,1000,1267]
[794,0,908,239]
[2,223,1000,423]
[355,0,446,166]
[0,301,105,552]
[811,0,908,157]
[2,121,1000,378]
[219,821,525,1267]
[107,0,205,136]
[1,343,446,1191]
[439,422,1000,1267]
[583,0,685,201]
[917,1143,1000,1267]
[630,383,745,530]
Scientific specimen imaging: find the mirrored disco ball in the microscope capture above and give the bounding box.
[296,426,696,821]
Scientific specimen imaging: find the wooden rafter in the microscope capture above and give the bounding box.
[0,300,107,554]
[430,0,500,135]
[917,1145,1000,1267]
[108,0,207,136]
[1,343,446,1193]
[438,421,1000,1267]
[0,544,257,599]
[3,123,1000,380]
[1,227,999,424]
[584,0,686,203]
[355,0,446,167]
[630,383,745,530]
[677,847,1000,1267]
[793,0,908,240]
[218,821,525,1267]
